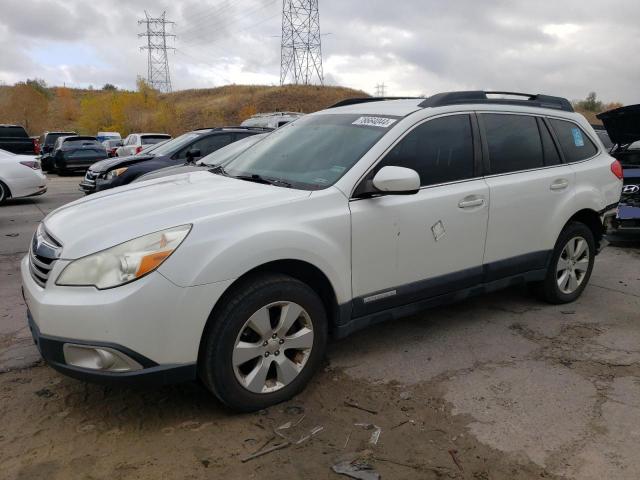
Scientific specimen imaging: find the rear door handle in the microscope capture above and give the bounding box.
[550,179,569,191]
[458,196,485,209]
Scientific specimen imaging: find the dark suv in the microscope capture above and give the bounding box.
[40,131,78,171]
[0,124,36,154]
[80,126,271,194]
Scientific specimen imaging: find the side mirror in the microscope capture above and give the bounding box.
[370,166,420,195]
[186,148,201,160]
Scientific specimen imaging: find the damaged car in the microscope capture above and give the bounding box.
[598,104,640,231]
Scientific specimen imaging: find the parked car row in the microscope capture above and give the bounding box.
[22,91,626,412]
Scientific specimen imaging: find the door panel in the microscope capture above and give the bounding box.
[350,179,489,315]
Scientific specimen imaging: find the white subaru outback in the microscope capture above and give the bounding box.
[22,91,622,411]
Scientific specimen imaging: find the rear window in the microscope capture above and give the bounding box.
[0,126,28,138]
[141,135,171,145]
[549,119,598,162]
[595,130,614,150]
[45,133,74,146]
[62,139,101,148]
[482,114,543,174]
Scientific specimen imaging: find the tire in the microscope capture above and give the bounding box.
[535,222,596,304]
[0,181,8,205]
[199,273,328,412]
[54,159,67,176]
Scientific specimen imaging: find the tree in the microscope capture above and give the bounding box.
[4,83,49,133]
[102,83,117,91]
[576,92,603,112]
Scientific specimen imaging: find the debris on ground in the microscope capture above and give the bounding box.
[399,391,412,400]
[34,388,54,398]
[448,448,464,472]
[332,460,381,480]
[355,423,382,445]
[344,400,378,415]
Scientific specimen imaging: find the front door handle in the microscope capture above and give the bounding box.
[458,196,485,209]
[550,179,569,191]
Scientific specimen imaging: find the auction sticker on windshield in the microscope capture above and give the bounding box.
[352,116,397,128]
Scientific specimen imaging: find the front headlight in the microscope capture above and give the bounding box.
[56,225,191,289]
[105,167,128,179]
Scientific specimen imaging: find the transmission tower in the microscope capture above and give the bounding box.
[138,11,175,93]
[280,0,324,86]
[375,83,387,97]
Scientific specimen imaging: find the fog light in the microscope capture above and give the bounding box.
[63,344,143,372]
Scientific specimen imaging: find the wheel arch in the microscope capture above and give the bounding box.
[197,259,342,366]
[563,208,604,251]
[0,178,12,199]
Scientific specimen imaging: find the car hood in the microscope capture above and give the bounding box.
[134,164,204,183]
[43,170,311,259]
[88,154,157,172]
[597,104,640,146]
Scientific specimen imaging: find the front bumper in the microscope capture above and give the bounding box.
[21,254,234,377]
[28,310,196,386]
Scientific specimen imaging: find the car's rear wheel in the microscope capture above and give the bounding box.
[54,158,67,175]
[199,273,327,412]
[0,181,9,205]
[535,222,595,304]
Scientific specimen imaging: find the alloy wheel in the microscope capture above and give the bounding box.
[556,236,590,294]
[232,301,314,394]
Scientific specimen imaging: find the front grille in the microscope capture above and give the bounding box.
[29,227,62,288]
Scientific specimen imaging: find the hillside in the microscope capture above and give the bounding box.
[0,81,622,138]
[0,83,368,137]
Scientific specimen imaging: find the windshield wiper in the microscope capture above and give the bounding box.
[231,173,292,188]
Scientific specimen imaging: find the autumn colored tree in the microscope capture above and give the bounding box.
[4,82,49,134]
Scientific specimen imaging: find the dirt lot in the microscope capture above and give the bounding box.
[1,174,640,479]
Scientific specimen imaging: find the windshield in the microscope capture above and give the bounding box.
[150,133,199,156]
[200,134,266,166]
[224,114,394,190]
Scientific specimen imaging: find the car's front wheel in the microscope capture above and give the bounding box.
[199,273,328,412]
[536,222,595,304]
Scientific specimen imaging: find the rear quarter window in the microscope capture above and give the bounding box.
[549,119,598,162]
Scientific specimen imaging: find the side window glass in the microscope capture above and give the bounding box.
[482,114,543,174]
[549,119,598,162]
[377,115,475,187]
[538,119,561,166]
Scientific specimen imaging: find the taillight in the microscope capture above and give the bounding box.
[19,160,41,170]
[611,160,623,180]
[135,146,143,154]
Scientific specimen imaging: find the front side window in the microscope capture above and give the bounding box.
[375,114,475,186]
[482,114,543,174]
[549,119,598,162]
[224,114,394,190]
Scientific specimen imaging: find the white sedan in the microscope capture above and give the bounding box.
[0,148,47,205]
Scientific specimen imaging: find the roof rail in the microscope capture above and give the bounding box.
[328,97,422,109]
[418,91,574,112]
[194,126,274,132]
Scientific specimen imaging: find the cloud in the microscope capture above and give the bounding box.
[0,0,638,103]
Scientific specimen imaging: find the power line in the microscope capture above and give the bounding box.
[138,11,175,93]
[375,83,387,97]
[280,0,324,86]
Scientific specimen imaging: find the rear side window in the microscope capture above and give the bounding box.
[378,114,475,186]
[482,114,543,174]
[549,119,598,162]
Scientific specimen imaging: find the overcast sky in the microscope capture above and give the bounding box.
[0,0,638,103]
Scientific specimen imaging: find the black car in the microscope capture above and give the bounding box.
[40,131,78,171]
[50,136,108,174]
[597,104,640,231]
[80,126,271,194]
[0,124,36,154]
[133,133,268,183]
